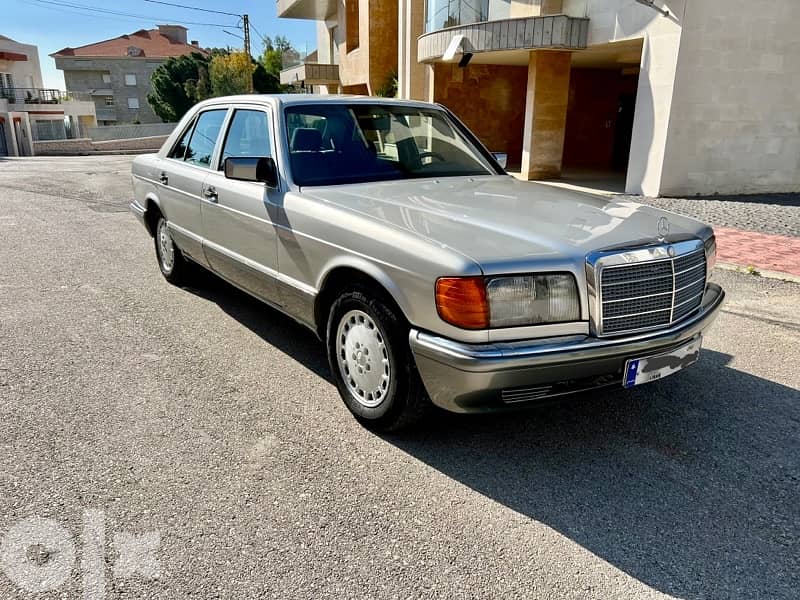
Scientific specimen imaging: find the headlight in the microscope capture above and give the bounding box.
[435,273,580,329]
[486,274,580,327]
[704,234,717,271]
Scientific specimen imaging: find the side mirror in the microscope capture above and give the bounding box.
[224,157,279,188]
[492,152,508,170]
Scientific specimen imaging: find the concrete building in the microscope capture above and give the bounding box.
[277,0,800,196]
[1,35,97,157]
[52,25,206,125]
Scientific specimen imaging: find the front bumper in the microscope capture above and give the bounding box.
[409,283,725,413]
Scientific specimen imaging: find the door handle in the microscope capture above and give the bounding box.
[159,172,168,185]
[203,186,218,202]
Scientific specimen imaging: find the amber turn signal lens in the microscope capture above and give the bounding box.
[435,277,489,329]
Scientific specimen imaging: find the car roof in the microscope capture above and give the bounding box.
[193,93,440,111]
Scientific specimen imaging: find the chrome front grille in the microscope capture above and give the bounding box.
[590,241,707,337]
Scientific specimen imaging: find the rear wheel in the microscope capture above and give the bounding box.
[154,215,191,286]
[327,289,431,431]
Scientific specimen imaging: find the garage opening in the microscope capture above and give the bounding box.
[561,38,643,192]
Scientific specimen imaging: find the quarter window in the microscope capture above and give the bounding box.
[169,118,195,160]
[219,109,271,170]
[183,109,227,168]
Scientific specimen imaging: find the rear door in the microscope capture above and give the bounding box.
[200,105,280,303]
[159,108,228,264]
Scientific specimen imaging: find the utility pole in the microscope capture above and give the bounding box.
[242,13,254,92]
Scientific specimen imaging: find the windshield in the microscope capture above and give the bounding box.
[284,103,495,186]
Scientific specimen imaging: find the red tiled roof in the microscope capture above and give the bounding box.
[51,27,206,59]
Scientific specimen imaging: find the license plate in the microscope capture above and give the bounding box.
[623,336,702,388]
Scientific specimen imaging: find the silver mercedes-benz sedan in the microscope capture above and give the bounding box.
[130,94,724,430]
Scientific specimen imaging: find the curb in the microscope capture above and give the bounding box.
[717,262,800,284]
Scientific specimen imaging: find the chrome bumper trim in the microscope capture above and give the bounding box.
[408,283,725,412]
[129,200,147,228]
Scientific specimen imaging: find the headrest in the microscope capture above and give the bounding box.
[290,127,322,152]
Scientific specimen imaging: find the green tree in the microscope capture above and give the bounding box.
[147,52,210,122]
[253,62,281,93]
[260,35,298,80]
[209,51,253,96]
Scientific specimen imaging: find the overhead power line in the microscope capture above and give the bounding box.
[139,0,241,19]
[27,0,234,27]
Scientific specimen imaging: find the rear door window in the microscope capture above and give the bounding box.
[183,109,228,168]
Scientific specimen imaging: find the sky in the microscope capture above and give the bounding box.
[4,0,317,89]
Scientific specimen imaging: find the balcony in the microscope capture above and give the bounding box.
[418,14,589,63]
[276,0,337,20]
[280,62,340,87]
[425,0,588,31]
[0,87,91,105]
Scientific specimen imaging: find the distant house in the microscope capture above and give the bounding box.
[52,25,207,125]
[1,34,97,157]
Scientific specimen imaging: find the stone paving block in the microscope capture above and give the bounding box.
[715,227,800,276]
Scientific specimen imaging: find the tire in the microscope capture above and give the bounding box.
[154,215,191,286]
[327,288,432,431]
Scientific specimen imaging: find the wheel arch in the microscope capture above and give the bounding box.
[143,193,163,237]
[314,260,413,340]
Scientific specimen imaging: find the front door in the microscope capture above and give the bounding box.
[201,106,280,303]
[160,108,228,264]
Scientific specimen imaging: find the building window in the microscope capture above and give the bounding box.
[104,96,115,106]
[1,73,14,90]
[346,0,360,51]
[127,97,140,109]
[102,73,111,84]
[124,73,137,86]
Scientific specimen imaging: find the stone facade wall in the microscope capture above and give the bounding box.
[660,0,800,195]
[431,62,528,170]
[337,0,398,94]
[57,56,168,124]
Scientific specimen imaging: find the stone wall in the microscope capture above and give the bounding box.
[337,0,398,94]
[33,135,167,155]
[660,0,800,195]
[432,62,528,170]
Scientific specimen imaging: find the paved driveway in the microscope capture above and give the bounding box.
[1,156,798,599]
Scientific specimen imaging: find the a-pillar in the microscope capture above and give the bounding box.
[520,51,571,180]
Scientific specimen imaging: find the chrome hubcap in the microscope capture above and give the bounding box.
[336,310,391,408]
[157,219,174,273]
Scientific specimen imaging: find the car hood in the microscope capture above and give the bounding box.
[300,176,710,270]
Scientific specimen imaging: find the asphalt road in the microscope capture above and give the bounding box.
[1,156,798,599]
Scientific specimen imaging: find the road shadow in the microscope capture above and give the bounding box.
[386,350,800,599]
[183,266,331,380]
[182,271,798,598]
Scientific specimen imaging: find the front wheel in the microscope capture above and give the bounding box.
[327,289,431,431]
[154,215,191,285]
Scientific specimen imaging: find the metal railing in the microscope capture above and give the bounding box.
[0,87,92,105]
[425,0,588,32]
